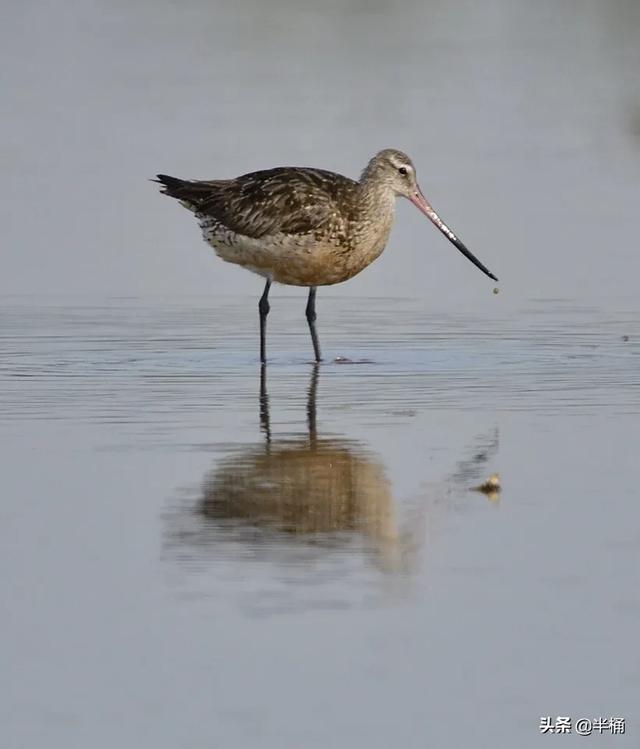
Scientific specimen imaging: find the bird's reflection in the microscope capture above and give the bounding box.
[200,365,400,567]
[166,366,501,585]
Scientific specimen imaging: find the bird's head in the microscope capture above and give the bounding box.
[362,149,498,282]
[363,149,420,199]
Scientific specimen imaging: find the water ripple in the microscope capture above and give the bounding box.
[0,297,637,427]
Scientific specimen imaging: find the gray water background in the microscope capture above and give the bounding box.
[1,1,639,747]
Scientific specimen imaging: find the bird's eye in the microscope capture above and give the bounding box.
[398,167,408,176]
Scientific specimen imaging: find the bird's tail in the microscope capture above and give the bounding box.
[153,174,194,198]
[152,174,215,211]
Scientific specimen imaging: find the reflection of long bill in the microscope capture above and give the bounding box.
[410,188,498,282]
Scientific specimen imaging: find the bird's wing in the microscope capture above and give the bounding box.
[180,168,357,239]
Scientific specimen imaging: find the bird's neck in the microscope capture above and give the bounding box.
[357,174,396,221]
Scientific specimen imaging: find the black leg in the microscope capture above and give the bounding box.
[258,279,271,364]
[259,363,271,444]
[305,286,322,362]
[307,362,320,446]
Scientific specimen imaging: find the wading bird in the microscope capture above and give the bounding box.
[155,149,497,363]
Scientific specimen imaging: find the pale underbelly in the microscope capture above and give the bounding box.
[200,224,389,287]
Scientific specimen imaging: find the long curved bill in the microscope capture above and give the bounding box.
[410,188,498,282]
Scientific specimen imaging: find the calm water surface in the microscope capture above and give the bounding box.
[1,297,638,747]
[2,0,640,745]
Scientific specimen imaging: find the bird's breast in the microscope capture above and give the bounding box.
[197,207,395,287]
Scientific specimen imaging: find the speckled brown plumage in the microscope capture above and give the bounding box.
[154,149,497,362]
[155,160,397,287]
[158,167,358,240]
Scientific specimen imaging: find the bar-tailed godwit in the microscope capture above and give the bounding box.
[155,149,497,362]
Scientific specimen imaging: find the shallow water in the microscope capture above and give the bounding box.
[1,296,638,747]
[2,0,640,745]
